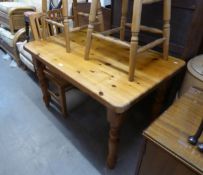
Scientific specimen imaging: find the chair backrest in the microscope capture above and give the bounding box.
[40,0,70,52]
[29,13,44,40]
[29,10,63,41]
[46,8,64,36]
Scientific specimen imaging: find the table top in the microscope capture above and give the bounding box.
[25,30,185,113]
[144,87,203,174]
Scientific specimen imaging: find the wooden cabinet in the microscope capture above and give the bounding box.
[138,87,203,175]
[139,142,198,175]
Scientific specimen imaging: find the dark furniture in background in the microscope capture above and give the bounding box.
[138,88,203,175]
[111,0,203,60]
[77,2,111,30]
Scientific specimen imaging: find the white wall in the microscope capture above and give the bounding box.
[14,0,111,12]
[88,0,111,7]
[15,0,41,11]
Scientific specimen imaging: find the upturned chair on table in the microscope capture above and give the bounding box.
[84,0,171,81]
[42,0,104,52]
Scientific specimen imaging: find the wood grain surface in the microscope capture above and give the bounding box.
[144,87,203,174]
[24,30,185,113]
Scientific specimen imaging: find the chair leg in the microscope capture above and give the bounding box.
[163,0,171,60]
[120,0,129,40]
[62,0,71,52]
[97,0,104,32]
[42,0,47,13]
[84,0,99,60]
[58,86,68,118]
[129,0,142,81]
[73,0,79,27]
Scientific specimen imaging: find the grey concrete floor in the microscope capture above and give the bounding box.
[0,50,149,175]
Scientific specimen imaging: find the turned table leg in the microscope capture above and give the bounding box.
[33,56,50,107]
[107,109,125,169]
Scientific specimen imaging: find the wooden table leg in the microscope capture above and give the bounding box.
[151,81,169,121]
[107,109,125,169]
[58,85,68,118]
[33,56,50,107]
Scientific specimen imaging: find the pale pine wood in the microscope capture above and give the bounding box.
[137,38,165,53]
[42,0,104,53]
[101,27,121,36]
[92,33,130,48]
[42,0,47,13]
[29,13,42,40]
[85,0,171,81]
[120,0,128,40]
[42,1,71,52]
[84,0,98,60]
[25,31,184,168]
[45,18,64,28]
[144,87,203,175]
[25,31,185,113]
[129,0,142,81]
[125,23,163,35]
[84,0,104,59]
[163,0,171,60]
[62,0,71,52]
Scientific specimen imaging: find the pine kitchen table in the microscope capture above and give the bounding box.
[24,30,185,169]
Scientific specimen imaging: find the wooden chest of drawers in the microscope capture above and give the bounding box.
[138,87,203,175]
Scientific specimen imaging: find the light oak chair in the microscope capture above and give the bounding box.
[29,12,73,118]
[85,0,171,81]
[42,0,104,52]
